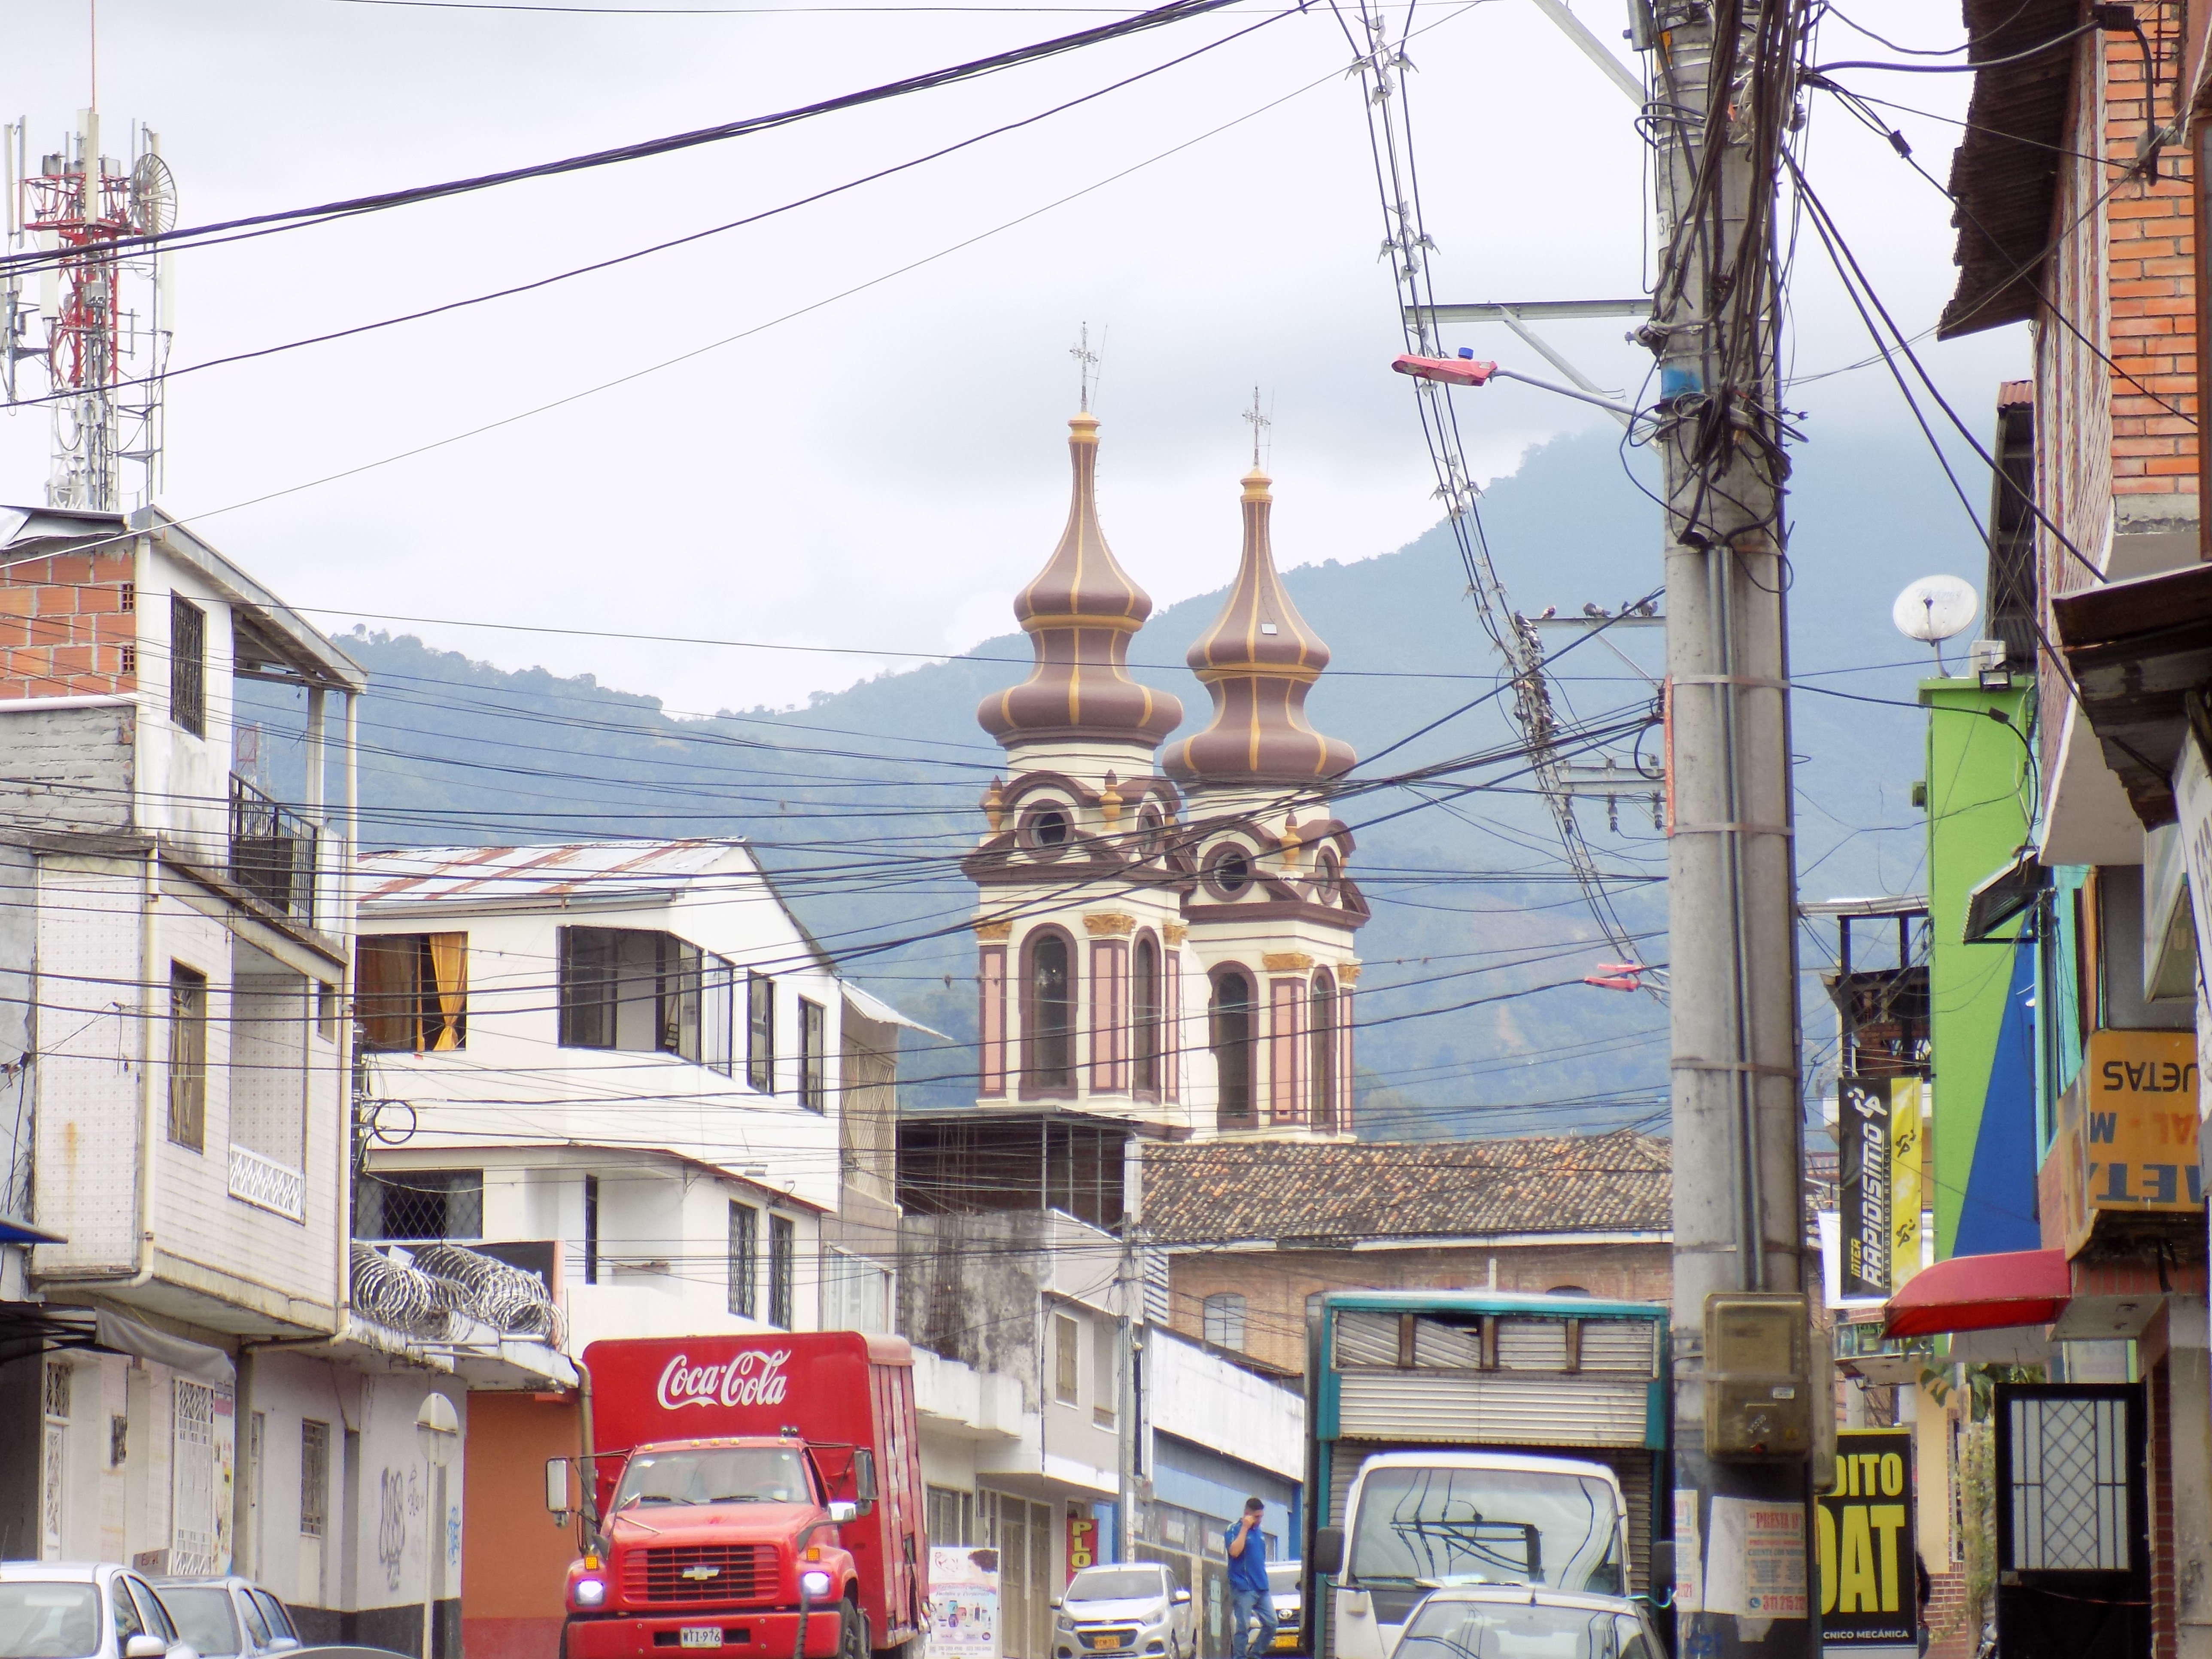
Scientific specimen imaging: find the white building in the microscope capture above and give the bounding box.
[0,505,565,1656]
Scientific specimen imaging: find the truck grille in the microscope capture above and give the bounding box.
[624,1544,777,1605]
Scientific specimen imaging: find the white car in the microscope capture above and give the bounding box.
[1053,1564,1196,1659]
[0,1562,200,1659]
[149,1579,301,1659]
[1390,1586,1664,1659]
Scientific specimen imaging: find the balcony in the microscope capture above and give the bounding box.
[228,773,319,927]
[228,1142,307,1221]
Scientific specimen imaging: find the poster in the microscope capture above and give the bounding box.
[930,1546,1001,1659]
[1672,1489,1704,1614]
[1068,1515,1098,1582]
[1838,1080,1893,1297]
[1703,1497,1808,1619]
[1887,1082,1926,1289]
[1817,1431,1916,1656]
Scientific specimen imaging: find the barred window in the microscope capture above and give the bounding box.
[170,596,204,737]
[748,973,776,1092]
[769,1215,795,1329]
[354,1169,483,1241]
[299,1421,329,1540]
[799,1000,827,1113]
[729,1202,759,1319]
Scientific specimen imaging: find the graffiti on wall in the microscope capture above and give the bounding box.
[377,1466,423,1593]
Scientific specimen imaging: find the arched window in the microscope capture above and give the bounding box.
[1203,1292,1247,1352]
[1316,850,1342,903]
[1024,930,1074,1090]
[1212,969,1253,1128]
[1133,934,1162,1096]
[1309,970,1337,1132]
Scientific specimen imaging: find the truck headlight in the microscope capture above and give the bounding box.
[801,1571,834,1601]
[573,1579,607,1609]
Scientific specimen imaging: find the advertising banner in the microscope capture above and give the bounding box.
[1817,1429,1916,1657]
[1887,1081,1926,1288]
[930,1546,1001,1659]
[1838,1080,1893,1297]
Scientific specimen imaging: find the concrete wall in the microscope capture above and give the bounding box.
[0,701,137,833]
[460,1391,581,1659]
[1147,1329,1302,1481]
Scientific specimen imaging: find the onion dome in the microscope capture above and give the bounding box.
[977,412,1183,749]
[1164,467,1355,786]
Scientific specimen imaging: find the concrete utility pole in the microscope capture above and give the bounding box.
[1641,0,1815,1653]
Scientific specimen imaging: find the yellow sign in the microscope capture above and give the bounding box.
[2052,1029,2203,1255]
[1888,1080,1925,1288]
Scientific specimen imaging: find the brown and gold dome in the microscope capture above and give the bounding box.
[1164,466,1355,787]
[977,412,1184,750]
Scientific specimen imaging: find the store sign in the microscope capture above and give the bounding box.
[1068,1515,1098,1581]
[1817,1430,1916,1656]
[1838,1081,1892,1298]
[1888,1082,1926,1289]
[2051,1029,2203,1255]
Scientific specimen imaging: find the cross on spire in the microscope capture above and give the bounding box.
[1070,322,1099,413]
[1244,386,1271,468]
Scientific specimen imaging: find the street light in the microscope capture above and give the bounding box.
[1391,349,1640,420]
[415,1393,460,1659]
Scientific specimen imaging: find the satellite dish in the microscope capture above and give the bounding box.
[1892,575,1979,643]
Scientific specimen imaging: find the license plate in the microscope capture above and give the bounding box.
[680,1629,724,1648]
[1085,1638,1124,1651]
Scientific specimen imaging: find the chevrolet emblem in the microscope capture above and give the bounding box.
[682,1566,722,1581]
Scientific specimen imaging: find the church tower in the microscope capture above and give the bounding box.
[965,411,1199,1130]
[1163,460,1366,1139]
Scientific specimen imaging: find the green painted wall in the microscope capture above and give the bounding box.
[1919,677,2034,1258]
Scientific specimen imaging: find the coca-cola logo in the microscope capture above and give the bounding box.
[655,1348,793,1412]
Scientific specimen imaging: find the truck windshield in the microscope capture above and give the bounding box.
[612,1447,812,1509]
[1349,1468,1622,1594]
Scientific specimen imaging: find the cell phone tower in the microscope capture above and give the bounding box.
[1,111,176,513]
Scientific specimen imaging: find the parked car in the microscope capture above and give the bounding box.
[1267,1563,1300,1654]
[0,1562,198,1659]
[148,1579,299,1659]
[1053,1563,1196,1659]
[1390,1586,1664,1659]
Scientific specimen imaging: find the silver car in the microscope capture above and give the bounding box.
[1391,1586,1664,1659]
[1053,1564,1196,1659]
[0,1562,199,1659]
[148,1580,300,1659]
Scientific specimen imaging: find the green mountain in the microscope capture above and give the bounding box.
[252,424,1975,1136]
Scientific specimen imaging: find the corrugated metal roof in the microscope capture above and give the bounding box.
[1934,0,2078,340]
[357,839,742,905]
[2051,560,2212,827]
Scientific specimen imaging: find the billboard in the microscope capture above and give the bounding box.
[1817,1429,1916,1657]
[1838,1081,1893,1298]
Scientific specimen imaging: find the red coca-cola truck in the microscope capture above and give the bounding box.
[549,1333,927,1659]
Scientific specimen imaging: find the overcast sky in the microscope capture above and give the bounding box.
[0,0,2022,716]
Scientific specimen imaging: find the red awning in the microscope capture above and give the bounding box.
[1882,1247,2072,1338]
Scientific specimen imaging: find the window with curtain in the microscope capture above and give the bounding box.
[170,595,204,738]
[1211,971,1254,1128]
[769,1215,796,1328]
[358,932,468,1053]
[748,972,776,1092]
[168,963,207,1150]
[1132,936,1161,1096]
[800,999,827,1112]
[1203,1292,1247,1352]
[1309,970,1337,1132]
[1024,931,1073,1090]
[557,927,705,1060]
[728,1201,759,1318]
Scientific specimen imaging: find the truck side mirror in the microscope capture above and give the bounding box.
[1312,1528,1344,1576]
[853,1448,879,1502]
[547,1457,571,1519]
[829,1501,860,1524]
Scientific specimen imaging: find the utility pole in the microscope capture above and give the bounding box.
[1638,1,1815,1654]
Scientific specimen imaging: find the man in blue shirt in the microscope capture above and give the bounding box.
[1226,1498,1278,1659]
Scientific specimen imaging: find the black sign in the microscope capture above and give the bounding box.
[1817,1430,1916,1649]
[1838,1081,1892,1299]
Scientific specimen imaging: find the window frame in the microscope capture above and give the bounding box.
[299,1419,330,1540]
[584,1173,601,1286]
[170,594,205,738]
[1309,969,1337,1133]
[748,972,777,1093]
[168,961,208,1151]
[1022,927,1077,1095]
[1203,1291,1248,1352]
[1053,1312,1081,1405]
[799,997,828,1113]
[358,931,468,1054]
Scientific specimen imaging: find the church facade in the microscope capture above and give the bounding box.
[962,410,1368,1141]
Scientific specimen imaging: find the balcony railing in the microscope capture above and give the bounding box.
[228,1142,307,1221]
[228,773,319,927]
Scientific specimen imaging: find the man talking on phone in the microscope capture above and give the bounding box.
[1226,1498,1277,1659]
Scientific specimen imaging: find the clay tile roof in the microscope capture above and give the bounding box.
[977,413,1183,749]
[1137,1131,1672,1246]
[1163,468,1355,787]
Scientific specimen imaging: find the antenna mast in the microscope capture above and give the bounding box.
[2,112,176,512]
